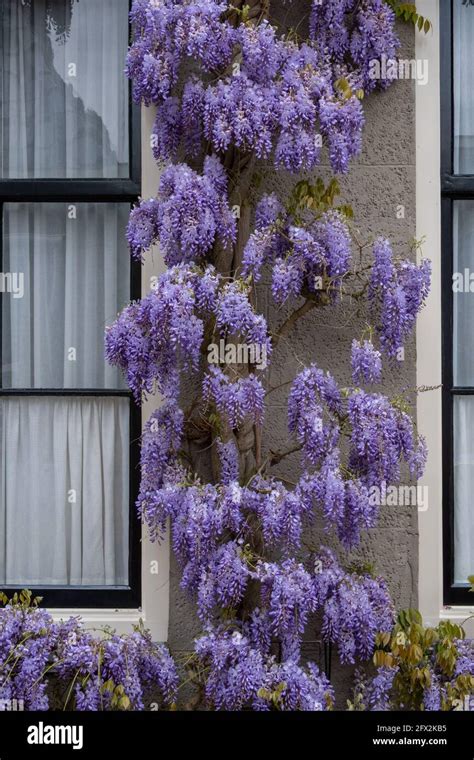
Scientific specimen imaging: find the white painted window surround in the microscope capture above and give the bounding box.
[416,0,474,635]
[52,106,170,641]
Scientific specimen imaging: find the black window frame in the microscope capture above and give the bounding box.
[0,0,142,609]
[441,0,474,606]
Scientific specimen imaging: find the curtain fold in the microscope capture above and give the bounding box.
[0,396,129,586]
[0,2,133,589]
[1,202,131,585]
[453,1,474,173]
[0,0,129,178]
[2,202,130,389]
[454,397,474,584]
[453,201,474,387]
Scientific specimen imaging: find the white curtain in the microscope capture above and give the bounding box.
[454,397,474,584]
[1,0,129,178]
[0,396,130,585]
[3,203,130,389]
[454,1,474,173]
[453,204,474,582]
[453,201,474,386]
[0,203,132,585]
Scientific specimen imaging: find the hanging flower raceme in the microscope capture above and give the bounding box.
[313,549,395,664]
[127,0,235,105]
[127,158,235,263]
[193,625,334,711]
[243,200,352,302]
[369,237,431,358]
[215,280,272,358]
[351,339,382,385]
[244,476,309,550]
[257,559,318,660]
[105,264,220,401]
[297,458,378,549]
[197,540,251,620]
[310,0,400,92]
[203,366,265,428]
[216,437,239,484]
[347,389,427,487]
[288,365,342,465]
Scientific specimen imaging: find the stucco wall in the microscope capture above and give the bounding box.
[167,16,418,704]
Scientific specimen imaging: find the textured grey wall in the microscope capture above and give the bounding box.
[167,16,417,706]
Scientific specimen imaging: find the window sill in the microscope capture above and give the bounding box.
[440,607,474,636]
[51,608,148,638]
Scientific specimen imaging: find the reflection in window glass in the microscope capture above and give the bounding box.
[0,0,130,178]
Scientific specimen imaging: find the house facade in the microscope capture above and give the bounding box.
[0,0,472,662]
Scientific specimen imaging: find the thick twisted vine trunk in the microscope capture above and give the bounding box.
[204,0,271,485]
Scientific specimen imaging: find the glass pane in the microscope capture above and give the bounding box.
[0,0,130,178]
[452,201,474,386]
[0,396,129,586]
[453,396,474,584]
[454,1,474,173]
[2,203,130,389]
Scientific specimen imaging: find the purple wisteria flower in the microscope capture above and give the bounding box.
[0,599,178,711]
[203,366,265,428]
[369,238,431,357]
[127,0,399,175]
[314,549,395,664]
[106,264,220,400]
[351,339,382,385]
[127,159,235,264]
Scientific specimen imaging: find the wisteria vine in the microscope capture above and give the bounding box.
[104,0,437,711]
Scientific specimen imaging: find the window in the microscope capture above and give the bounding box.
[441,0,474,605]
[0,0,141,607]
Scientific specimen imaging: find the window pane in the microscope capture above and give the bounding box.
[2,202,130,389]
[454,1,474,173]
[0,0,130,178]
[454,395,474,584]
[0,396,129,586]
[452,201,474,386]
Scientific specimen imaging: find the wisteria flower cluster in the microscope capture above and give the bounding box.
[310,0,399,92]
[243,205,353,302]
[127,157,235,264]
[369,237,432,358]
[105,264,270,403]
[127,0,402,174]
[193,626,334,711]
[0,592,177,711]
[102,0,434,711]
[313,549,395,664]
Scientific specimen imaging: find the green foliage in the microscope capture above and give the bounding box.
[0,588,42,609]
[346,560,377,578]
[257,681,288,709]
[372,609,473,710]
[385,1,432,33]
[287,178,354,221]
